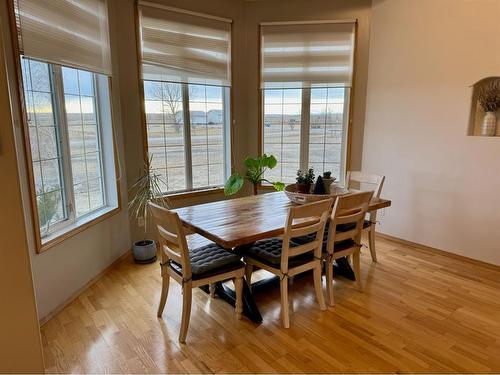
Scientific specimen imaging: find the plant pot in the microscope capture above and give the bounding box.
[132,239,157,264]
[481,111,496,136]
[322,177,336,194]
[296,183,312,194]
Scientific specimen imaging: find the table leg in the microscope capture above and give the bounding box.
[200,280,263,323]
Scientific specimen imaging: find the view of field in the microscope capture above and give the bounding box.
[21,58,105,233]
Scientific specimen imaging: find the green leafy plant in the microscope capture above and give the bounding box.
[37,189,60,235]
[224,154,285,196]
[296,168,315,185]
[128,155,168,241]
[477,80,500,112]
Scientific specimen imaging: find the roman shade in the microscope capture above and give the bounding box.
[260,21,356,89]
[137,1,232,87]
[14,0,112,75]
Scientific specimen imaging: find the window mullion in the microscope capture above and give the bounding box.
[52,65,76,224]
[300,88,311,172]
[340,88,351,184]
[182,84,193,190]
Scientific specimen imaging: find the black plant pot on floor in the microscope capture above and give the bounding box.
[132,239,157,264]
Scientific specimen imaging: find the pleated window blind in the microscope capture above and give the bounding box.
[260,22,355,89]
[137,1,232,87]
[14,0,112,75]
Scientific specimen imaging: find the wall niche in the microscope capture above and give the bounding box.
[468,77,500,137]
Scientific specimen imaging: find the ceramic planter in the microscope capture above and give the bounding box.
[132,239,157,264]
[481,111,496,136]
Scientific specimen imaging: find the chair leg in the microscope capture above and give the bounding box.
[233,277,243,320]
[209,283,216,298]
[368,225,378,262]
[352,250,363,292]
[313,262,326,311]
[179,282,192,343]
[280,276,290,328]
[288,276,294,312]
[245,263,253,289]
[157,272,170,317]
[326,257,335,307]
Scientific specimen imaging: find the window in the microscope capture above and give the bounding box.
[260,21,356,183]
[138,2,232,194]
[20,58,117,239]
[12,0,117,249]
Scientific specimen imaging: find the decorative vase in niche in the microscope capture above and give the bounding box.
[481,111,496,136]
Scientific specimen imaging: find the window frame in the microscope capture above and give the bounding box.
[6,0,121,254]
[257,21,358,188]
[135,6,234,197]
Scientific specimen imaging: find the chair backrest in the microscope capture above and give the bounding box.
[346,171,385,198]
[326,191,373,254]
[148,202,192,278]
[281,199,333,272]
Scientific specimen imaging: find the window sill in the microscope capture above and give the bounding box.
[38,205,121,253]
[165,187,225,201]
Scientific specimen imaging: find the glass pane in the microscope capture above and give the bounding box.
[88,178,104,210]
[206,86,223,103]
[33,92,55,126]
[71,155,87,185]
[62,67,79,95]
[188,84,205,102]
[74,182,90,217]
[68,126,85,156]
[78,70,93,96]
[37,190,64,231]
[208,144,223,164]
[37,126,58,160]
[29,60,51,92]
[81,97,96,124]
[32,161,43,192]
[143,81,162,100]
[147,124,165,147]
[65,95,82,125]
[41,158,62,191]
[192,165,208,188]
[191,145,208,166]
[167,167,185,192]
[29,127,39,162]
[209,164,224,186]
[86,152,101,179]
[166,146,185,168]
[84,125,99,153]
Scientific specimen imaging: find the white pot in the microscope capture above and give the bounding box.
[481,111,496,136]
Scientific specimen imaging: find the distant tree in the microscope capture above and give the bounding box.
[149,83,182,133]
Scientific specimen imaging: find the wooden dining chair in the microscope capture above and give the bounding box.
[148,202,245,343]
[243,199,333,328]
[324,191,373,306]
[345,171,385,262]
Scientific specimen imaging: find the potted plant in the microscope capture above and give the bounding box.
[296,168,315,194]
[322,171,336,194]
[477,80,500,136]
[224,154,285,196]
[128,155,168,264]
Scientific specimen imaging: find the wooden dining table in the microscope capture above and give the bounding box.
[173,191,391,322]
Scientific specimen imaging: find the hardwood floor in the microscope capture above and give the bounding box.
[41,236,500,373]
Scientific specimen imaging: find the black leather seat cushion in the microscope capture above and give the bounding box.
[292,228,357,253]
[242,238,315,268]
[169,243,244,280]
[336,220,372,232]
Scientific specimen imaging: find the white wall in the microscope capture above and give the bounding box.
[363,0,500,265]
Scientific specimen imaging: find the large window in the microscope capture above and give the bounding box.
[12,0,117,249]
[260,21,355,183]
[20,58,117,238]
[144,82,230,193]
[138,2,232,194]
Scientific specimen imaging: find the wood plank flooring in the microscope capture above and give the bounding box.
[41,236,500,373]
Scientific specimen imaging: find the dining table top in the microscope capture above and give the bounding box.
[172,191,391,249]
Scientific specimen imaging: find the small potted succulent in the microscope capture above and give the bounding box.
[322,171,336,194]
[296,168,315,194]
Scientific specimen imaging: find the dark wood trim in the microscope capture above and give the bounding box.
[6,0,43,252]
[345,20,359,173]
